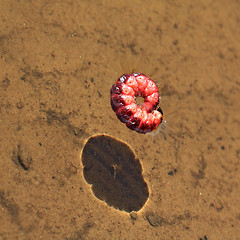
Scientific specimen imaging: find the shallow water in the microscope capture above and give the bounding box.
[1,0,240,239]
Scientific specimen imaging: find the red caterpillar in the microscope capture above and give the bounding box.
[111,73,163,134]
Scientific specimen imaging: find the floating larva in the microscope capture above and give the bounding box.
[111,73,163,134]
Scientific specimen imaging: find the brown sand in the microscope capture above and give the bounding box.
[1,0,240,239]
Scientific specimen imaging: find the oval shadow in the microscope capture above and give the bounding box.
[81,134,149,212]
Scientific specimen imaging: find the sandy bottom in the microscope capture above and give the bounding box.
[1,1,240,239]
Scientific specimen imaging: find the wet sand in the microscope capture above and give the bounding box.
[1,0,240,239]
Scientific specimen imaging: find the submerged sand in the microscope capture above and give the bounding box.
[1,0,240,239]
